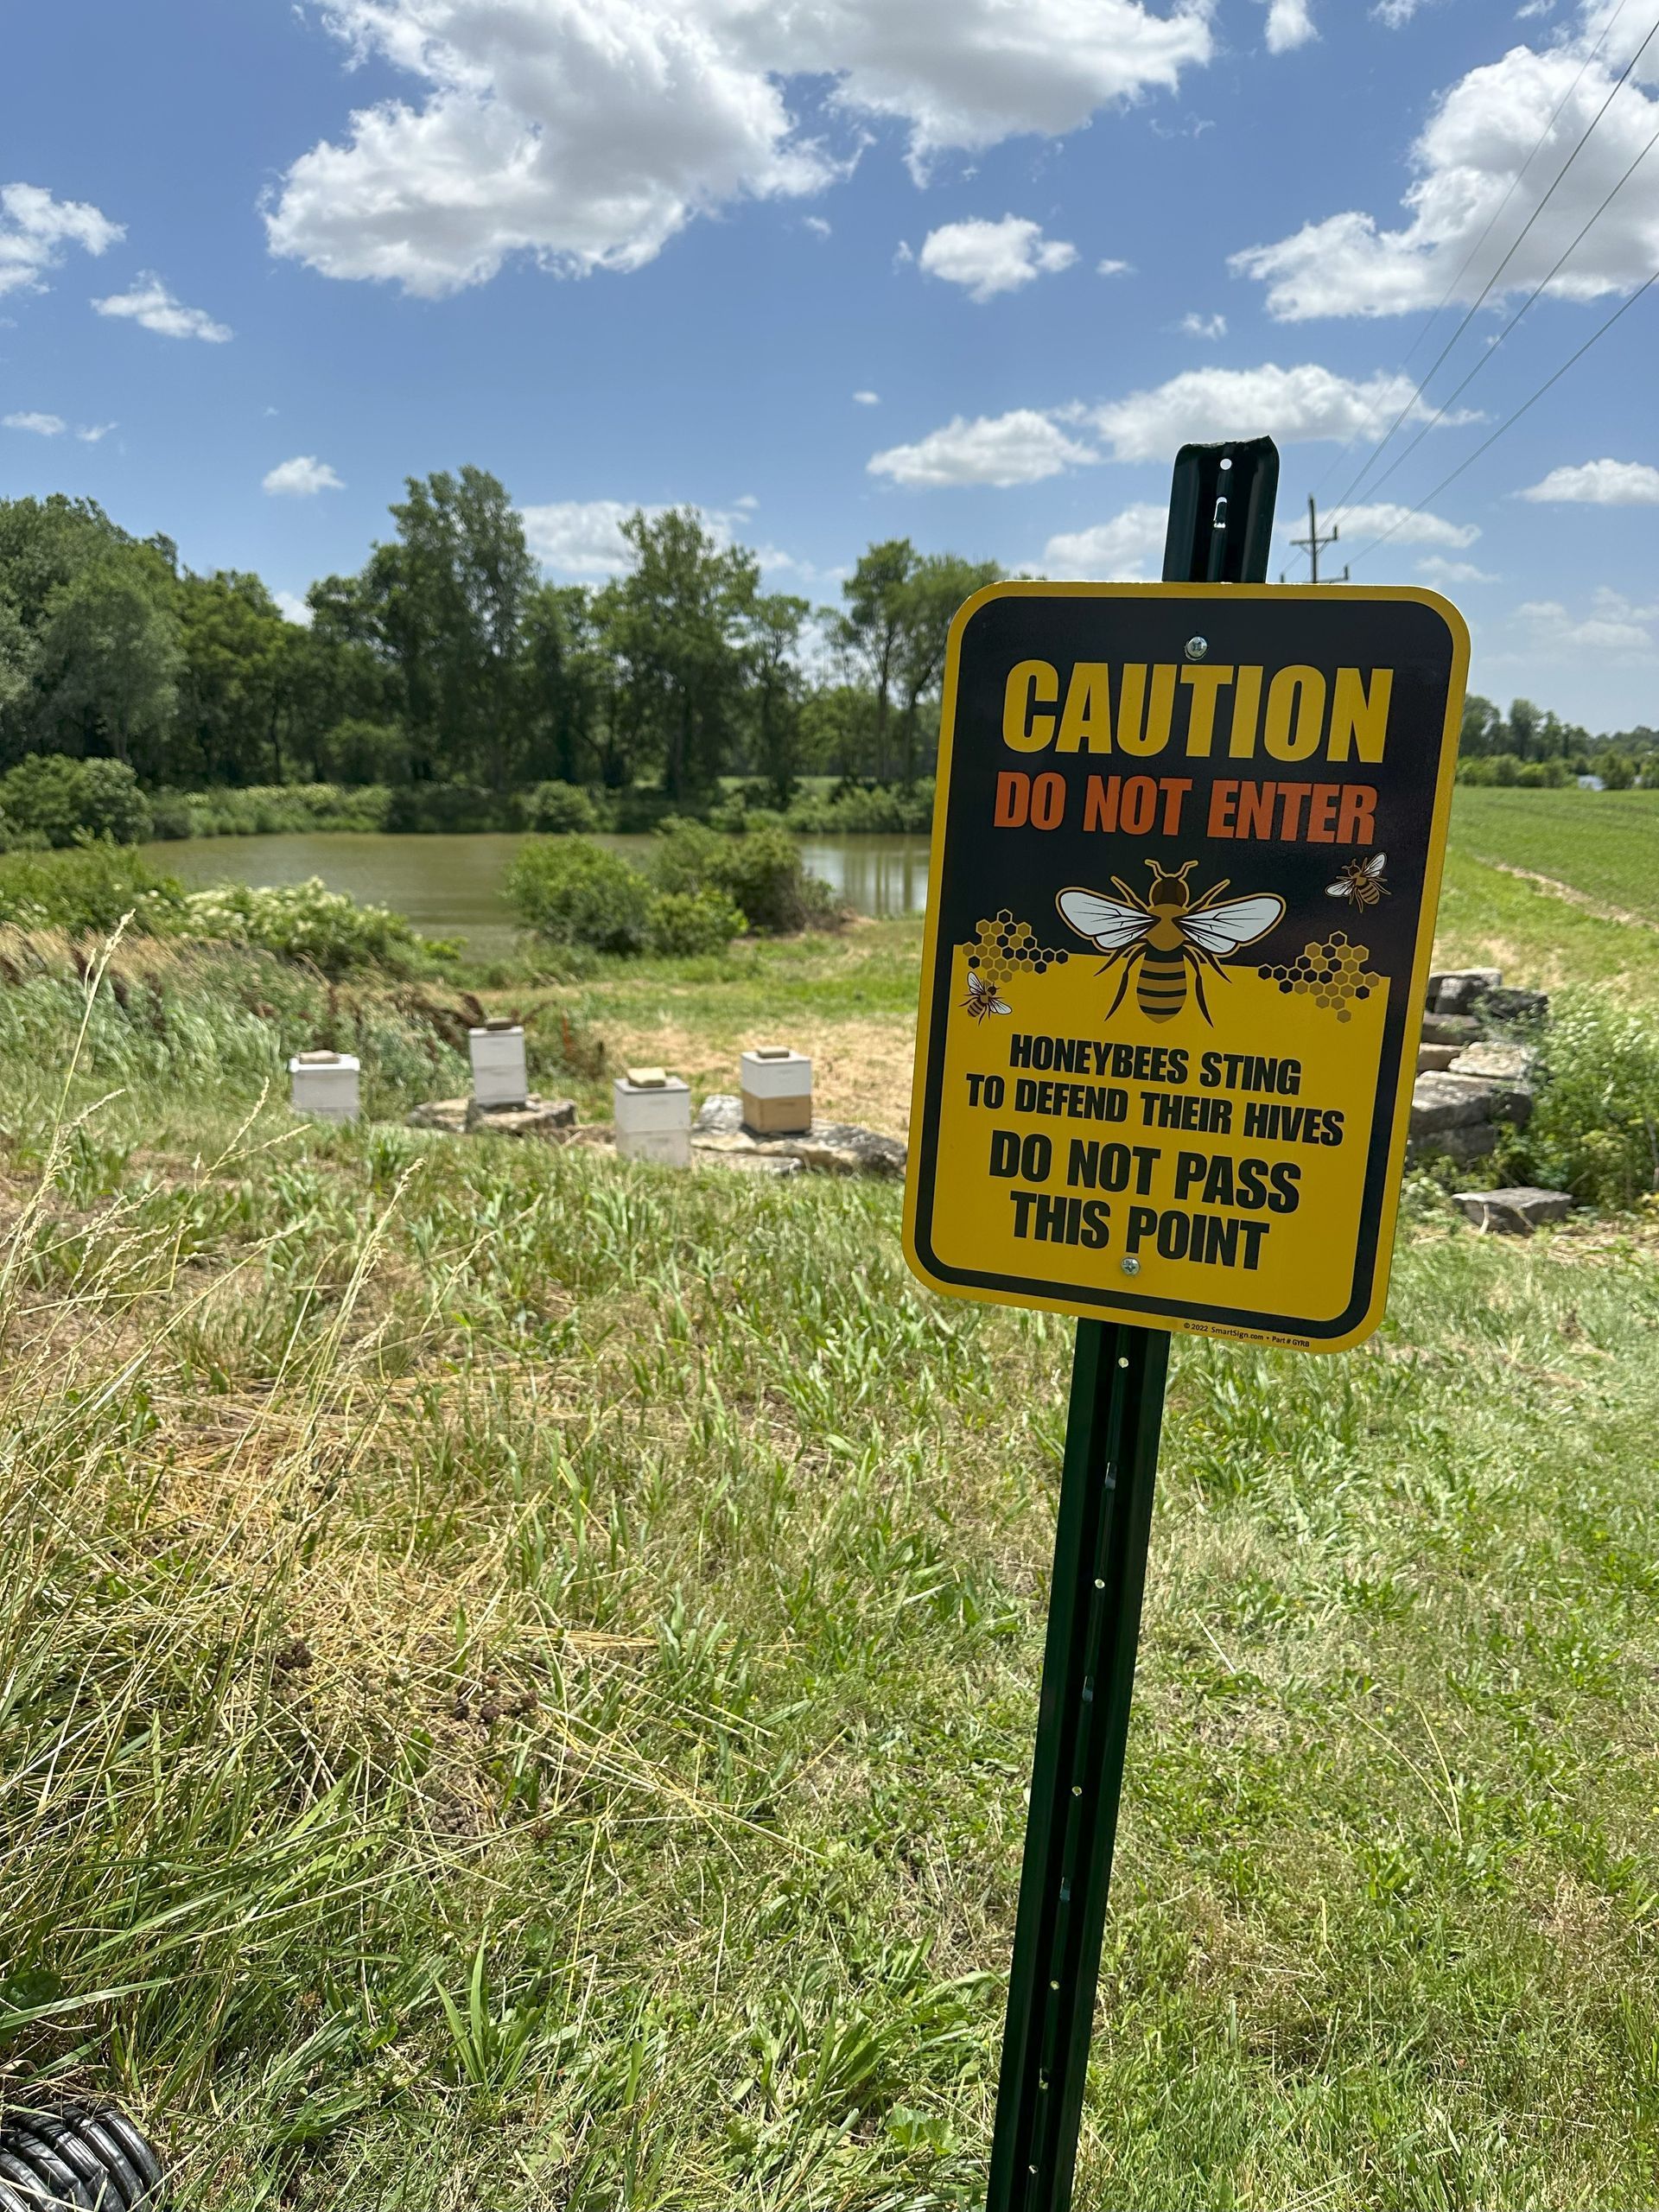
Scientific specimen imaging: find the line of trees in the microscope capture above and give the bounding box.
[1,473,1649,806]
[0,471,996,804]
[1459,695,1655,788]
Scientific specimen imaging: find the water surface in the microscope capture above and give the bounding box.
[140,830,932,956]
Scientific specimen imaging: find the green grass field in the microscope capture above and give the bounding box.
[2,830,1659,2212]
[1451,787,1659,927]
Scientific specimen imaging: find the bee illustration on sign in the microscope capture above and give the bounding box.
[1058,861,1284,1027]
[963,970,1012,1024]
[1327,853,1389,909]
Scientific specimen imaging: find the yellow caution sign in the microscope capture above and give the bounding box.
[903,583,1468,1351]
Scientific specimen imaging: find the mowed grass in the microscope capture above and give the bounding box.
[2,911,1659,2210]
[1451,787,1659,926]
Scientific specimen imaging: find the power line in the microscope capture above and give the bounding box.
[1336,101,1659,516]
[1325,7,1659,524]
[1307,0,1634,503]
[1344,262,1659,569]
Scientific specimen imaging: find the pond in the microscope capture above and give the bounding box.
[138,831,933,956]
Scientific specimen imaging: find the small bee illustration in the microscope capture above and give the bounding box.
[963,969,1012,1024]
[1058,861,1284,1027]
[1327,853,1389,909]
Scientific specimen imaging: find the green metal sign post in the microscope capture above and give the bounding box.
[982,437,1281,2212]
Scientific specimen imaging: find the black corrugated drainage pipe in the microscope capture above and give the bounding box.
[0,2102,165,2209]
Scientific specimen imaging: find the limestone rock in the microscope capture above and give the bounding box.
[1421,1013,1483,1048]
[692,1093,906,1177]
[1452,1185,1573,1234]
[1411,1071,1504,1132]
[1410,1121,1498,1165]
[696,1148,804,1178]
[407,1096,470,1134]
[1416,1044,1462,1073]
[1427,967,1502,1014]
[1472,983,1548,1027]
[465,1094,577,1139]
[1446,1042,1537,1086]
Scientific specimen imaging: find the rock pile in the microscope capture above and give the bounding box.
[408,1094,577,1140]
[1408,969,1547,1168]
[403,1088,905,1179]
[691,1094,906,1177]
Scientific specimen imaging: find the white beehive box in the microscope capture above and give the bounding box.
[741,1045,812,1136]
[289,1049,359,1123]
[469,1019,528,1109]
[613,1066,691,1167]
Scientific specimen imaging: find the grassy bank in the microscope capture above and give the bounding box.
[1,885,1659,2209]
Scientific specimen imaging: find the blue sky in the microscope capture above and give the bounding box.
[3,0,1657,728]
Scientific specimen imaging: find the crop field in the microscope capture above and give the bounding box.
[1450,787,1659,929]
[1,836,1658,2212]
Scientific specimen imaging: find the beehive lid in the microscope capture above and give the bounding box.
[296,1050,341,1065]
[626,1066,669,1088]
[484,1016,518,1032]
[753,1044,791,1060]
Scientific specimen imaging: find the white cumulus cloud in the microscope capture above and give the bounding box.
[266,0,1215,296]
[868,409,1098,488]
[263,455,346,496]
[521,499,652,575]
[93,274,232,342]
[274,590,315,626]
[1041,503,1170,578]
[3,410,66,436]
[1516,586,1658,658]
[0,182,123,298]
[1263,0,1317,54]
[1518,457,1659,504]
[1417,555,1496,585]
[1090,362,1456,461]
[853,389,880,404]
[1096,256,1132,276]
[917,215,1077,302]
[1316,501,1480,548]
[76,422,118,443]
[519,497,798,576]
[1233,21,1659,319]
[1179,310,1226,338]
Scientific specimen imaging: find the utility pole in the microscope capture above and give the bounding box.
[1282,494,1348,584]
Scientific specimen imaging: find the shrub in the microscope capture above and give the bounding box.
[0,842,186,934]
[1512,989,1659,1208]
[179,878,434,977]
[0,756,153,846]
[652,817,841,934]
[785,780,935,834]
[646,887,746,957]
[527,781,602,834]
[383,784,522,834]
[505,837,653,954]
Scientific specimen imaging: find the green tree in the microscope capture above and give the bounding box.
[0,595,32,726]
[172,570,289,785]
[832,540,916,781]
[1459,694,1503,758]
[600,509,759,801]
[747,592,810,804]
[522,582,608,786]
[892,552,1000,784]
[31,559,181,772]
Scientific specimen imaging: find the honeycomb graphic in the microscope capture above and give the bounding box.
[1255,931,1381,1025]
[962,910,1071,989]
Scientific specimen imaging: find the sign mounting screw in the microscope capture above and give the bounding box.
[1184,635,1208,661]
[1120,1256,1141,1276]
